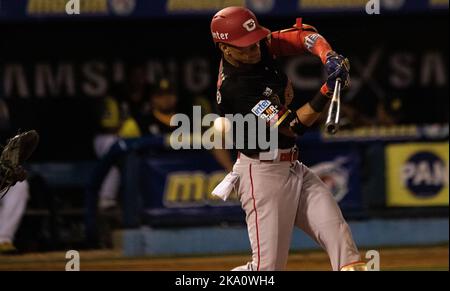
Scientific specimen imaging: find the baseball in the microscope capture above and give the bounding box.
[214,117,231,133]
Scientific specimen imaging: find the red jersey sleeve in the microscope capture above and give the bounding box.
[269,18,333,64]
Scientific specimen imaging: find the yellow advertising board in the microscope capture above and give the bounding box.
[386,142,449,206]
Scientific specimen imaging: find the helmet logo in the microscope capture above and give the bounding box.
[242,19,256,32]
[212,31,229,40]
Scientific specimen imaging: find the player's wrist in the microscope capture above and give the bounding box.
[321,50,335,64]
[309,90,330,112]
[285,110,309,136]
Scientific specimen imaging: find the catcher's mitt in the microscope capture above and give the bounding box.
[0,130,39,199]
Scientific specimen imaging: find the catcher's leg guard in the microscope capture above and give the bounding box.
[340,261,368,271]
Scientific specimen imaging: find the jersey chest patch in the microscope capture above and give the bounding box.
[251,99,279,122]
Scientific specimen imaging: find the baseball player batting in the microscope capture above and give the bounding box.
[211,7,365,271]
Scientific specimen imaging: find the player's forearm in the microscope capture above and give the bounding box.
[278,91,329,136]
[295,98,326,127]
[300,30,333,64]
[295,104,321,127]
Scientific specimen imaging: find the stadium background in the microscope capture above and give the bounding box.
[0,0,448,270]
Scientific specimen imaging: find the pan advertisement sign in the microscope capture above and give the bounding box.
[386,142,449,207]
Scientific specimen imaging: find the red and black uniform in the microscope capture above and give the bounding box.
[217,41,293,156]
[216,20,333,156]
[210,7,362,272]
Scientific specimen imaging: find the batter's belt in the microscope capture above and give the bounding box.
[238,147,299,163]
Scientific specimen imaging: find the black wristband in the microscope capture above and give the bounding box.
[290,114,308,136]
[308,92,330,112]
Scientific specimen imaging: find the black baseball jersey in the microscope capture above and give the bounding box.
[216,42,296,156]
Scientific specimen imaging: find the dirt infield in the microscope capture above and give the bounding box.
[0,245,447,271]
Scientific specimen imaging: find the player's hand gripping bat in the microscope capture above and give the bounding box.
[325,78,341,134]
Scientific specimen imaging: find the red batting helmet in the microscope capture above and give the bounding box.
[210,6,270,48]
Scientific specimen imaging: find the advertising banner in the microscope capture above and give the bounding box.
[301,145,363,211]
[137,144,362,226]
[386,142,449,207]
[1,0,448,21]
[138,150,243,225]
